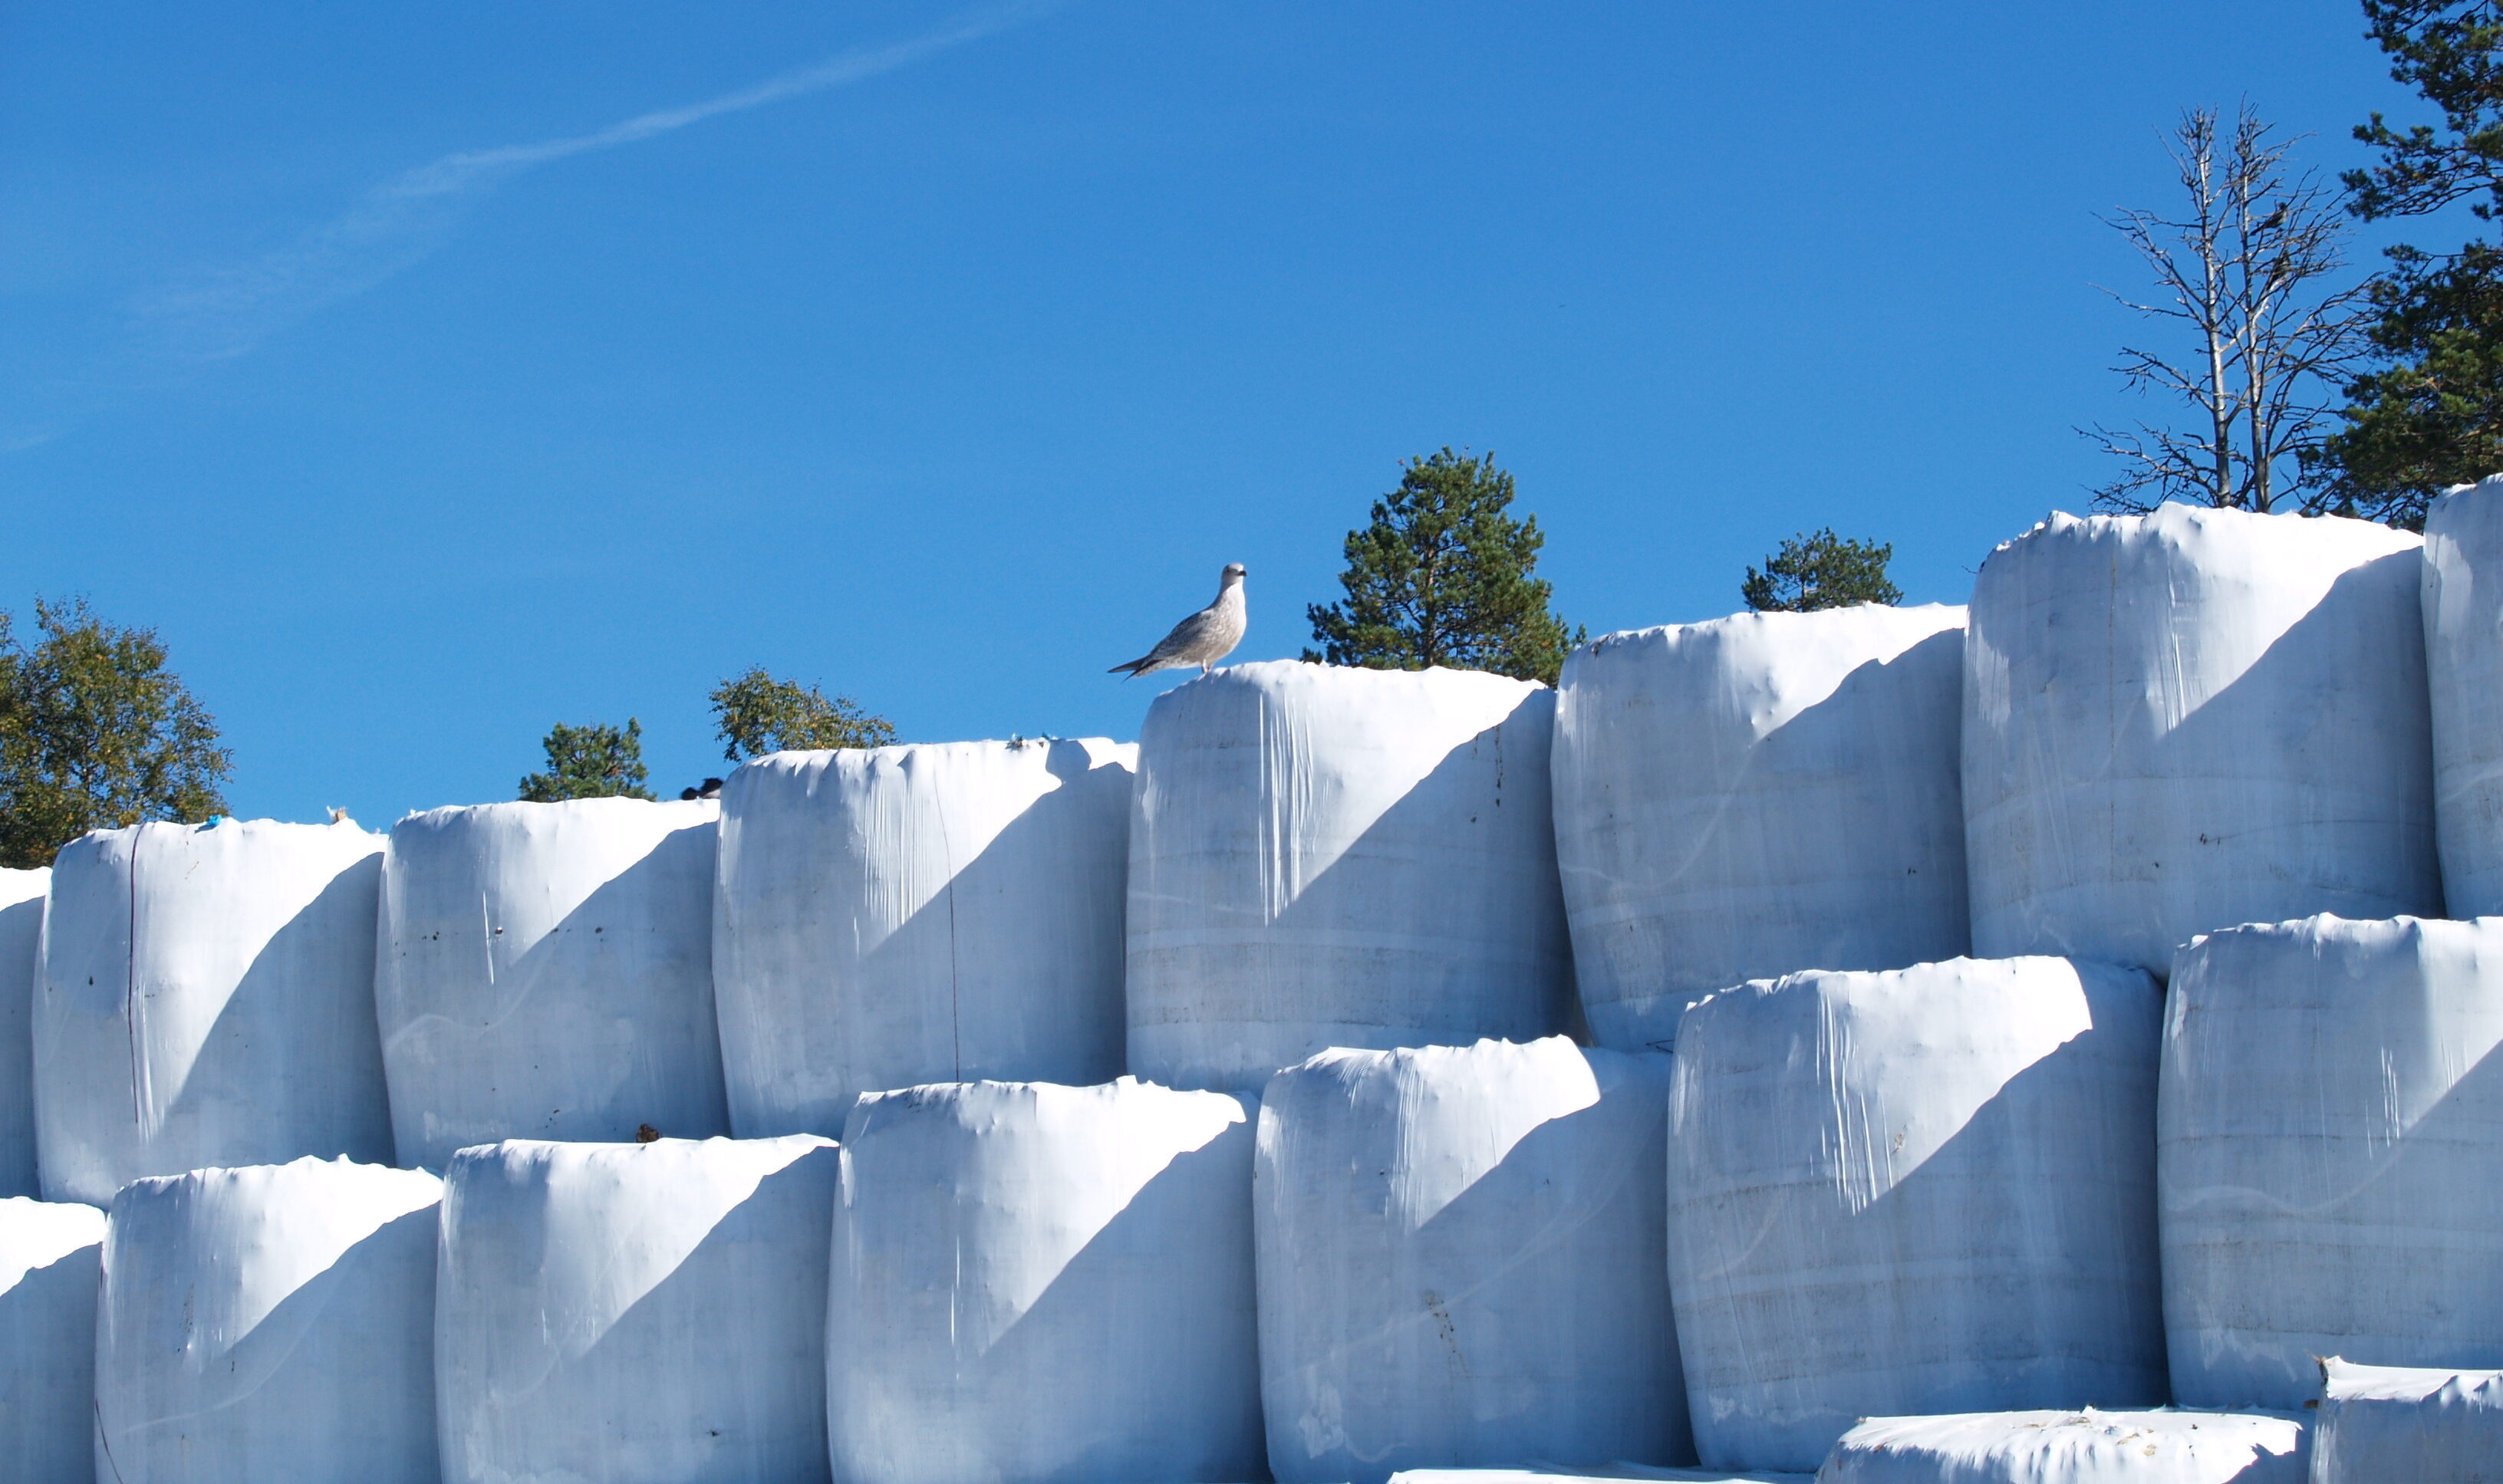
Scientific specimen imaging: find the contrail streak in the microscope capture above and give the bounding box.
[124,1,1052,366]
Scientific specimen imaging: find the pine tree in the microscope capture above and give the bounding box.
[709,667,895,760]
[519,719,654,801]
[1741,529,1903,613]
[1303,449,1580,685]
[0,597,230,869]
[2317,0,2503,526]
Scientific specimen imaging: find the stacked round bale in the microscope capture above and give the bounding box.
[375,796,729,1167]
[2311,1360,2503,1482]
[0,867,44,1196]
[1126,661,1571,1091]
[713,738,1135,1137]
[36,818,394,1206]
[0,1196,102,1484]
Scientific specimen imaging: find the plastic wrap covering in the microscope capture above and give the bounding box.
[437,1134,838,1484]
[1666,956,2167,1474]
[1128,661,1570,1091]
[94,1157,441,1484]
[1820,1410,2306,1483]
[1962,505,2437,974]
[1256,1037,1688,1483]
[376,798,729,1169]
[1382,1461,1812,1471]
[1553,606,1968,1051]
[713,739,1134,1138]
[35,818,393,1206]
[0,1197,103,1484]
[828,1078,1262,1484]
[2158,916,2503,1408]
[0,868,44,1196]
[2424,475,2503,916]
[2311,1357,2503,1482]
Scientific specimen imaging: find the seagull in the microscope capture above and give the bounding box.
[1110,563,1248,678]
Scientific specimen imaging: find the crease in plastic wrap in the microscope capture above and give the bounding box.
[34,818,394,1206]
[1551,605,1968,1051]
[2422,474,2503,916]
[828,1078,1264,1484]
[1819,1409,2306,1482]
[436,1134,839,1484]
[94,1157,441,1484]
[1961,505,2439,974]
[2158,915,2503,1409]
[0,1196,103,1484]
[0,867,45,1196]
[2310,1357,2503,1482]
[1256,1037,1689,1484]
[376,797,730,1169]
[1127,662,1571,1092]
[714,739,1133,1137]
[1665,956,2169,1475]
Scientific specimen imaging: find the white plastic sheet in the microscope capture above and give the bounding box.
[1820,1410,2306,1483]
[2311,1357,2503,1482]
[376,798,729,1168]
[0,1196,103,1484]
[94,1157,441,1484]
[35,818,394,1206]
[2159,915,2503,1409]
[1382,1461,1812,1471]
[1552,606,1968,1050]
[1257,1037,1688,1483]
[0,868,44,1197]
[1666,956,2168,1475]
[1128,661,1571,1091]
[828,1078,1263,1484]
[1963,505,2439,974]
[713,739,1133,1137]
[2423,474,2503,917]
[436,1134,839,1484]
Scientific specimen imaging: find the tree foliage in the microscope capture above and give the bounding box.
[1303,449,1580,685]
[2083,106,2372,515]
[0,597,231,869]
[1741,529,1903,613]
[519,718,654,801]
[709,667,895,760]
[2317,1,2503,527]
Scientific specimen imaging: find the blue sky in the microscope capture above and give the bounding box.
[0,2,2462,824]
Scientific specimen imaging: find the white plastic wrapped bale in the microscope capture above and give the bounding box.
[1256,1037,1688,1483]
[94,1157,440,1484]
[2311,1357,2503,1482]
[828,1078,1263,1484]
[1552,606,1968,1051]
[0,868,44,1196]
[2159,916,2503,1409]
[35,818,394,1207]
[1382,1461,1812,1471]
[1128,661,1570,1091]
[376,798,729,1169]
[1665,956,2168,1475]
[437,1134,838,1484]
[1820,1410,2307,1483]
[0,1197,103,1484]
[2424,474,2503,917]
[1962,505,2438,974]
[713,739,1133,1137]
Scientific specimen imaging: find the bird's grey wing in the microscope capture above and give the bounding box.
[1112,607,1219,673]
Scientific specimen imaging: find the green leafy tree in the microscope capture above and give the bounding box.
[519,719,654,801]
[709,667,895,760]
[1741,528,1903,613]
[1303,449,1581,685]
[2317,0,2503,526]
[0,597,232,869]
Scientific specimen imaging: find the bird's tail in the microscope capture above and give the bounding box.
[1107,655,1150,677]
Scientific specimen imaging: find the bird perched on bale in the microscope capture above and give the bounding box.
[1110,563,1247,677]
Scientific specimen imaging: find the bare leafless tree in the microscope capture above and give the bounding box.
[2083,105,2375,514]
